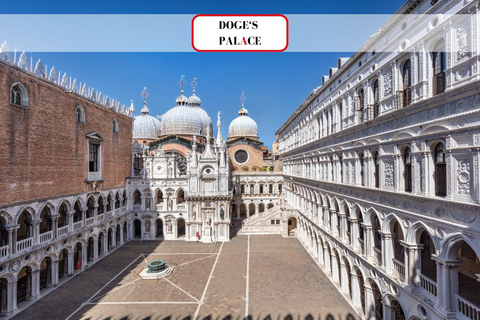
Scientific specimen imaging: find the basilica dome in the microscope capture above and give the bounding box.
[133,103,161,140]
[188,90,212,135]
[161,90,206,136]
[228,104,258,139]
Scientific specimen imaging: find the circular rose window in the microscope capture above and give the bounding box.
[234,150,248,164]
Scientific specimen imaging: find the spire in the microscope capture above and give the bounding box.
[178,75,186,95]
[238,90,249,116]
[129,100,135,114]
[176,75,188,106]
[202,126,215,159]
[191,135,197,167]
[140,86,149,114]
[216,111,223,145]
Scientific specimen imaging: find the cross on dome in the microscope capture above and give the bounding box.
[140,86,150,114]
[178,75,186,93]
[240,90,246,106]
[191,77,198,92]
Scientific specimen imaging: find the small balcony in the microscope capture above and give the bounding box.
[16,238,33,252]
[457,294,480,320]
[57,225,69,237]
[39,231,53,244]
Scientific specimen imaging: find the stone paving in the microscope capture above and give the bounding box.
[11,236,359,320]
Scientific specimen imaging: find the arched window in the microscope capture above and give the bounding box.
[75,106,85,123]
[434,143,446,196]
[432,39,446,95]
[373,80,379,118]
[10,82,29,107]
[404,147,412,192]
[355,88,365,123]
[399,60,412,108]
[112,119,119,133]
[373,151,380,188]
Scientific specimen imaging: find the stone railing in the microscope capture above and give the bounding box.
[114,208,120,216]
[86,217,95,226]
[58,225,69,237]
[392,258,405,279]
[133,204,141,210]
[0,245,9,259]
[419,273,437,300]
[73,221,83,231]
[457,294,480,320]
[16,238,33,252]
[39,231,53,244]
[106,211,113,219]
[97,213,104,222]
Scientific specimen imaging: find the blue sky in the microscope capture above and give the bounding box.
[1,0,407,147]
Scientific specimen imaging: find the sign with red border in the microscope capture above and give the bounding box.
[192,14,289,52]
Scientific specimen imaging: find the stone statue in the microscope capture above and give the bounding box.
[206,213,211,226]
[168,197,173,211]
[145,220,150,232]
[166,220,172,233]
[192,210,196,220]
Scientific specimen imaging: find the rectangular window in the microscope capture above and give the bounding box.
[89,144,99,172]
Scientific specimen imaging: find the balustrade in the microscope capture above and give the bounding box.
[97,213,104,222]
[419,273,437,299]
[58,225,69,237]
[16,238,33,252]
[0,245,8,259]
[457,294,480,320]
[39,231,53,244]
[73,221,83,231]
[86,217,95,226]
[392,258,405,280]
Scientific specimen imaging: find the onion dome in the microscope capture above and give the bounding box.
[132,102,161,140]
[161,89,205,136]
[228,102,258,139]
[188,89,202,107]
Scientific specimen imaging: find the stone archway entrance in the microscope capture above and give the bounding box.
[156,219,163,239]
[288,217,297,236]
[177,219,186,238]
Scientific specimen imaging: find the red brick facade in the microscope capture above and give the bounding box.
[0,62,132,205]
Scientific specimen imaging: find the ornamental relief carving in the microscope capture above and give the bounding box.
[384,162,394,187]
[383,69,393,96]
[457,19,470,61]
[457,159,471,195]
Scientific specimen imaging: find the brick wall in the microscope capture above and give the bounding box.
[0,62,132,205]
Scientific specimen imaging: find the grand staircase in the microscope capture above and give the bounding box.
[237,205,284,235]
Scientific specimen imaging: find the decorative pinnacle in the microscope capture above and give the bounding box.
[140,86,149,102]
[191,77,198,93]
[240,90,246,106]
[178,75,186,93]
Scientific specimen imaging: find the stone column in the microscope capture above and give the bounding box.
[67,252,74,276]
[93,239,99,261]
[31,269,40,300]
[82,244,87,271]
[331,252,339,283]
[34,222,40,246]
[364,286,375,320]
[383,304,396,320]
[119,227,124,245]
[350,219,359,250]
[317,240,324,265]
[340,260,349,293]
[433,257,460,313]
[403,243,423,287]
[351,272,362,308]
[338,213,346,242]
[380,231,393,271]
[51,260,59,287]
[255,203,259,215]
[7,228,14,255]
[111,229,117,249]
[363,225,373,259]
[68,211,75,232]
[8,281,17,314]
[52,217,58,239]
[323,245,331,273]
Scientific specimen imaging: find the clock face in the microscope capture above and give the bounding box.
[154,161,166,175]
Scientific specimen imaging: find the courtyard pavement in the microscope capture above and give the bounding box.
[12,235,359,320]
